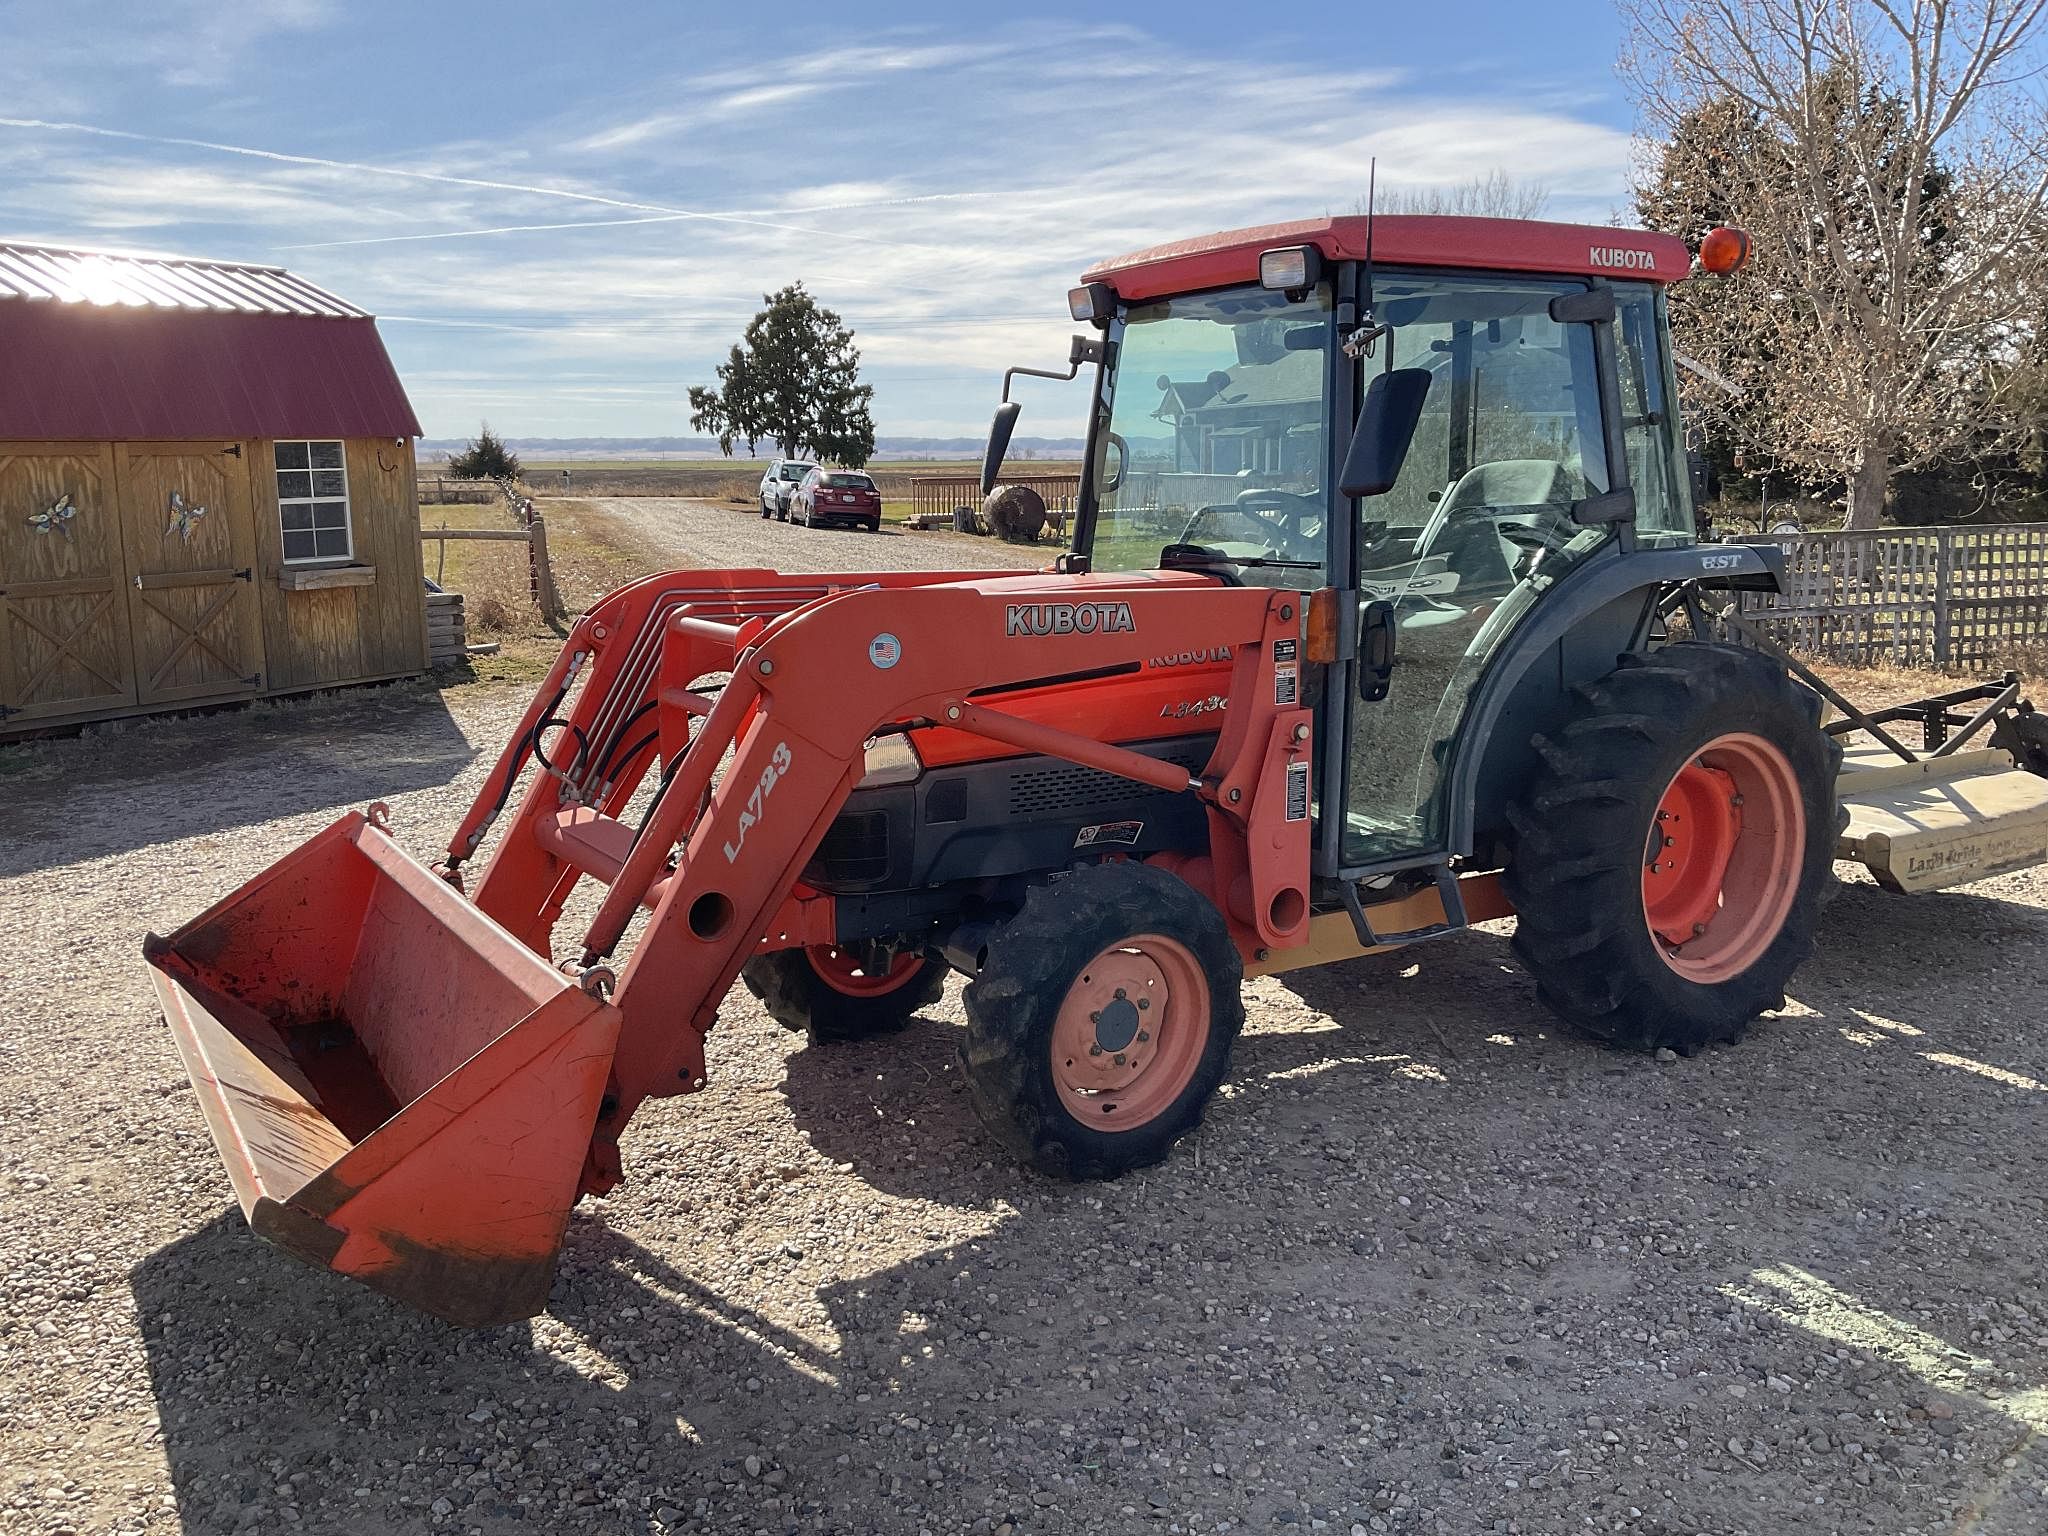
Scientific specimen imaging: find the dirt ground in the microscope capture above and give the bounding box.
[3,525,2047,1536]
[551,497,1051,577]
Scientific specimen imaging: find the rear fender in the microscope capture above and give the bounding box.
[1444,543,1781,860]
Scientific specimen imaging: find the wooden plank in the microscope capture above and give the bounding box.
[349,437,428,678]
[276,563,377,591]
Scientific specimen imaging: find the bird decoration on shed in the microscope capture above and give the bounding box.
[26,493,78,540]
[165,489,208,543]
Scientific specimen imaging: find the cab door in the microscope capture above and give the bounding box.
[1340,273,1621,869]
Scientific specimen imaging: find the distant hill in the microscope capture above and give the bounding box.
[417,435,1087,462]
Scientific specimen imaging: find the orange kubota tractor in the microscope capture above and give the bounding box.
[146,215,2048,1325]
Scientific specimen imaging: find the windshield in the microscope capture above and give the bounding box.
[1089,283,1332,582]
[780,463,814,481]
[823,473,873,489]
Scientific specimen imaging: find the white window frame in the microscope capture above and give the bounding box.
[274,439,354,564]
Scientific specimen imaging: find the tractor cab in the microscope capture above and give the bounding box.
[987,215,1719,877]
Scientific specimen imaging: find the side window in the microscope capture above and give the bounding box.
[1615,287,1691,540]
[274,440,352,562]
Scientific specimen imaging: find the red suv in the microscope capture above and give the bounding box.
[791,468,882,532]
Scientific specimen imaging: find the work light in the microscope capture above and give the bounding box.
[1259,245,1322,292]
[1068,282,1115,326]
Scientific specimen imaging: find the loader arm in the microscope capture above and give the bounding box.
[143,569,1312,1323]
[569,571,1313,1189]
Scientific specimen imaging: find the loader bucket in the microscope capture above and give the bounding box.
[143,810,622,1327]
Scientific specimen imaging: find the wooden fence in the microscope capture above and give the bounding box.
[910,475,1081,524]
[418,476,497,505]
[418,480,565,624]
[1734,523,2048,670]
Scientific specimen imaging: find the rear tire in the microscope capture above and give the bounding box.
[1504,642,1840,1053]
[962,862,1244,1179]
[742,944,945,1043]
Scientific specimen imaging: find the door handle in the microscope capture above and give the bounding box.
[1358,600,1396,703]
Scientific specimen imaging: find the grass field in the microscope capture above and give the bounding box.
[420,498,654,682]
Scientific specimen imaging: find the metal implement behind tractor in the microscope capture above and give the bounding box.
[146,214,2048,1326]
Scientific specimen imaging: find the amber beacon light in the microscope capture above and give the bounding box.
[1699,226,1751,275]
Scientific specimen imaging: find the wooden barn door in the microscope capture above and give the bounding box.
[0,443,137,726]
[115,442,266,705]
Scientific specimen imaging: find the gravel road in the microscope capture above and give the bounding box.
[3,611,2047,1535]
[565,497,1049,576]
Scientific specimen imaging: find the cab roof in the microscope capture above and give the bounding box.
[1081,215,1691,300]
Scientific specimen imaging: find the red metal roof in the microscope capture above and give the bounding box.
[0,243,420,440]
[1082,215,1693,299]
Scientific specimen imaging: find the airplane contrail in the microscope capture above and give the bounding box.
[278,191,1011,251]
[0,116,919,247]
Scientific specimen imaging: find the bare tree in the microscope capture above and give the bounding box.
[1621,0,2048,528]
[1355,170,1552,219]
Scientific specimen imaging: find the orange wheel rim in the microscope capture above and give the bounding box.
[1641,732,1804,984]
[807,944,922,998]
[1050,934,1209,1131]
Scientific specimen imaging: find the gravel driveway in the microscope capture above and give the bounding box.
[3,663,2047,1535]
[564,497,1049,576]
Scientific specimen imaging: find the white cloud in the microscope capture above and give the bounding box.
[0,19,1638,437]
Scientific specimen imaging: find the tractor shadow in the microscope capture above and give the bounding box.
[123,878,2048,1533]
[0,681,476,875]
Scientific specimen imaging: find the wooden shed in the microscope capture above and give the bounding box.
[0,242,428,736]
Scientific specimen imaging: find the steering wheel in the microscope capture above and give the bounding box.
[1181,488,1324,563]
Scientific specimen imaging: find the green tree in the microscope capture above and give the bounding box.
[447,423,522,481]
[689,284,876,466]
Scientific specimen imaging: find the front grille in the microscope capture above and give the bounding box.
[1004,745,1207,818]
[807,809,891,884]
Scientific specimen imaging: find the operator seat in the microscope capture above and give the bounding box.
[1408,458,1575,598]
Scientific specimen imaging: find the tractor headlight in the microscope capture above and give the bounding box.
[1259,245,1322,292]
[858,734,923,788]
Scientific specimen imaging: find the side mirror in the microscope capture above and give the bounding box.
[981,401,1021,496]
[1571,489,1636,527]
[1548,288,1616,325]
[1339,368,1432,500]
[1686,447,1720,506]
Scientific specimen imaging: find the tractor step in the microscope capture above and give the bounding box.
[1835,746,2048,893]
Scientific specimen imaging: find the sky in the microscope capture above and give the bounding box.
[0,0,1645,443]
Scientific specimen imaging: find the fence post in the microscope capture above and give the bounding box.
[529,517,564,623]
[1933,528,1954,667]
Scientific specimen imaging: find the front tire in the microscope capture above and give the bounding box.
[742,944,946,1043]
[1504,642,1840,1053]
[962,862,1244,1179]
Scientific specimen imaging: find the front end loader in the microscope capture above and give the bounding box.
[147,214,2048,1325]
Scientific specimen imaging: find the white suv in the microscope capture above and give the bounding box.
[757,458,816,519]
